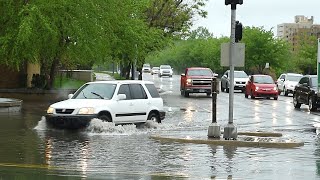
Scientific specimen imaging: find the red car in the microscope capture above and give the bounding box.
[244,74,278,100]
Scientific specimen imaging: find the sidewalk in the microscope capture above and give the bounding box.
[94,72,115,81]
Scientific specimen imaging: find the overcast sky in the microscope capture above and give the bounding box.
[193,0,320,37]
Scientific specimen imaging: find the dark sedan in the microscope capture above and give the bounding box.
[293,75,320,111]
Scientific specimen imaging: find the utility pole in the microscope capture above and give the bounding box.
[224,0,243,140]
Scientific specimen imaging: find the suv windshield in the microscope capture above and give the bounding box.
[187,69,213,76]
[287,75,302,82]
[160,65,171,69]
[73,83,116,99]
[234,71,248,78]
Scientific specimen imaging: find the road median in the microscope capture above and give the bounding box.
[150,132,304,148]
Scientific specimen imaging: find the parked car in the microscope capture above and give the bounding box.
[220,70,248,93]
[142,64,151,73]
[159,65,173,77]
[244,74,278,100]
[45,80,165,129]
[151,67,160,75]
[293,75,320,111]
[180,67,216,97]
[276,73,303,96]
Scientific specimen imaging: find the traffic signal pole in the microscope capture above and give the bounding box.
[223,0,242,140]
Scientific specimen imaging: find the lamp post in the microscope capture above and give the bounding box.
[224,0,243,140]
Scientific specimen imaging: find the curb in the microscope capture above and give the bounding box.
[237,132,282,137]
[150,132,304,149]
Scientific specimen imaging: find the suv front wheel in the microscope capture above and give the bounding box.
[309,96,317,111]
[98,113,112,122]
[148,112,161,123]
[293,94,301,108]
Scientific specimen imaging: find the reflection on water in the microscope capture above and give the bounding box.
[314,138,320,176]
[182,102,197,123]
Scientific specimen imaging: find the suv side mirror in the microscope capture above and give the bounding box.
[117,94,126,100]
[68,94,73,99]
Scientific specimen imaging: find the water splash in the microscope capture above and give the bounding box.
[33,116,185,135]
[34,116,47,130]
[85,119,166,135]
[313,123,320,135]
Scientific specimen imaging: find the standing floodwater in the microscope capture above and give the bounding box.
[0,74,320,179]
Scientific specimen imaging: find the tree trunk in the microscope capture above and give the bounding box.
[131,63,135,80]
[137,67,142,80]
[125,63,131,79]
[47,57,59,89]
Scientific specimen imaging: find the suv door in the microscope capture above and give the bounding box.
[296,77,309,104]
[221,71,229,91]
[277,74,285,91]
[128,84,149,122]
[114,84,135,123]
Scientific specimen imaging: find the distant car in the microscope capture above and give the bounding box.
[45,80,165,129]
[276,73,303,96]
[142,64,151,73]
[244,74,278,100]
[220,70,248,93]
[159,65,173,77]
[151,67,160,75]
[293,75,320,111]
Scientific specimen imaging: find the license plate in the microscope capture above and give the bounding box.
[199,89,205,92]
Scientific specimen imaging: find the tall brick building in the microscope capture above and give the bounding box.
[277,15,320,52]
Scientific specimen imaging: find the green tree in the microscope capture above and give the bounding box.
[146,27,229,75]
[242,26,291,76]
[1,0,118,88]
[294,33,318,74]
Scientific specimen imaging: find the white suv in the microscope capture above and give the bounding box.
[159,65,173,77]
[45,80,165,129]
[277,73,303,96]
[220,70,248,93]
[142,64,151,73]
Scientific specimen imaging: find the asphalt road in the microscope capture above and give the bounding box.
[0,72,320,179]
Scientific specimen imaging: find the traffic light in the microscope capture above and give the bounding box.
[235,21,243,42]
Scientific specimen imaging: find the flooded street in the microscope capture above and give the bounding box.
[1,73,320,179]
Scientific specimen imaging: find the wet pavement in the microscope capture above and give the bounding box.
[0,73,320,179]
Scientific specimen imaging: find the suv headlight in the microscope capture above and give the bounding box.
[47,107,54,114]
[78,107,95,114]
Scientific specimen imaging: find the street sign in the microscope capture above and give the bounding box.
[221,42,245,67]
